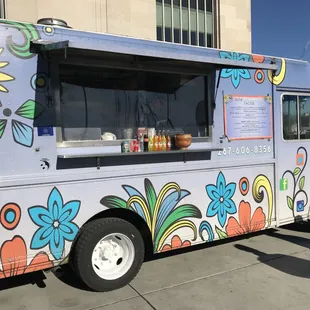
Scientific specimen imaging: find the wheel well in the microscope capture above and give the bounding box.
[84,209,154,259]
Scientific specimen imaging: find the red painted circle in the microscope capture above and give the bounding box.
[254,69,265,84]
[0,203,21,230]
[239,177,250,196]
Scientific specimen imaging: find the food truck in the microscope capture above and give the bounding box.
[0,17,309,292]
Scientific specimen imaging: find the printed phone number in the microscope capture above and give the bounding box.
[218,145,272,156]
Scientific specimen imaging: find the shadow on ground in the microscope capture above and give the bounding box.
[0,271,48,291]
[235,243,310,279]
[52,266,93,291]
[235,221,310,279]
[1,222,310,292]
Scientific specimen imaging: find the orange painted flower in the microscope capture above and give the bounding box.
[225,201,266,237]
[252,54,265,63]
[0,236,53,279]
[161,235,191,252]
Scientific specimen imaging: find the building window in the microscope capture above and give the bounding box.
[0,0,5,19]
[156,0,214,47]
[282,94,310,140]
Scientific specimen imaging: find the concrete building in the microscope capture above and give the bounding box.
[0,0,251,52]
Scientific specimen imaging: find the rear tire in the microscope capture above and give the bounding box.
[71,217,145,292]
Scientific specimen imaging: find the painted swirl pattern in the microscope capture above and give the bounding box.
[252,175,273,227]
[268,58,286,86]
[0,20,40,59]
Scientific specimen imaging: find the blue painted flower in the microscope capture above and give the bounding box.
[28,187,80,260]
[206,172,237,227]
[219,51,251,88]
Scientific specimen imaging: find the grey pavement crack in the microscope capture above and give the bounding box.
[129,284,158,310]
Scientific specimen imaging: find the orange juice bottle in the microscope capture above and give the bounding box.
[161,131,167,151]
[154,132,159,151]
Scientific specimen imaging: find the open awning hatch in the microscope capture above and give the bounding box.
[30,39,278,72]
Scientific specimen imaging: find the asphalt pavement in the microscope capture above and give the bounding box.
[1,222,310,310]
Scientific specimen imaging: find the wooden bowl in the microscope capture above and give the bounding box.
[175,134,192,150]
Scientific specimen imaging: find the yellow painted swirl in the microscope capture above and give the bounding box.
[151,182,181,239]
[268,58,286,85]
[127,196,151,229]
[252,175,273,227]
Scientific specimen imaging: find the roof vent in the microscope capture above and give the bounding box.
[37,18,72,28]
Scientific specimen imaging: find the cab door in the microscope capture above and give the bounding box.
[277,93,310,224]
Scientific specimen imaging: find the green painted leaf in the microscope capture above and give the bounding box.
[59,255,69,265]
[215,226,228,239]
[0,119,7,138]
[287,196,293,210]
[293,167,301,176]
[100,195,128,209]
[15,100,44,120]
[299,176,305,190]
[144,178,157,220]
[155,204,202,246]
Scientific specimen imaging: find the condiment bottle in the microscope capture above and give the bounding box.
[133,138,139,152]
[143,134,148,152]
[166,135,171,151]
[139,134,144,152]
[158,130,162,151]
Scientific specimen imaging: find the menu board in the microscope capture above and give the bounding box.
[223,95,272,140]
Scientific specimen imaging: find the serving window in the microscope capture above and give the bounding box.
[57,63,213,146]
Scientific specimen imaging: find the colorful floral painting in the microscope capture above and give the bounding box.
[225,201,266,237]
[100,178,202,252]
[28,187,81,260]
[213,173,273,239]
[0,20,40,59]
[206,171,237,227]
[0,47,14,92]
[219,51,251,88]
[0,99,44,147]
[0,236,53,278]
[161,235,191,252]
[281,147,308,218]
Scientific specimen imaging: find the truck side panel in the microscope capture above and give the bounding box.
[0,164,274,275]
[0,20,307,279]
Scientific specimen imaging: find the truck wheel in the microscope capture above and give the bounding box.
[72,217,145,292]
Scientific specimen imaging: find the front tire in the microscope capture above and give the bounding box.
[71,217,145,292]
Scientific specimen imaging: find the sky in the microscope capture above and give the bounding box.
[251,0,310,60]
